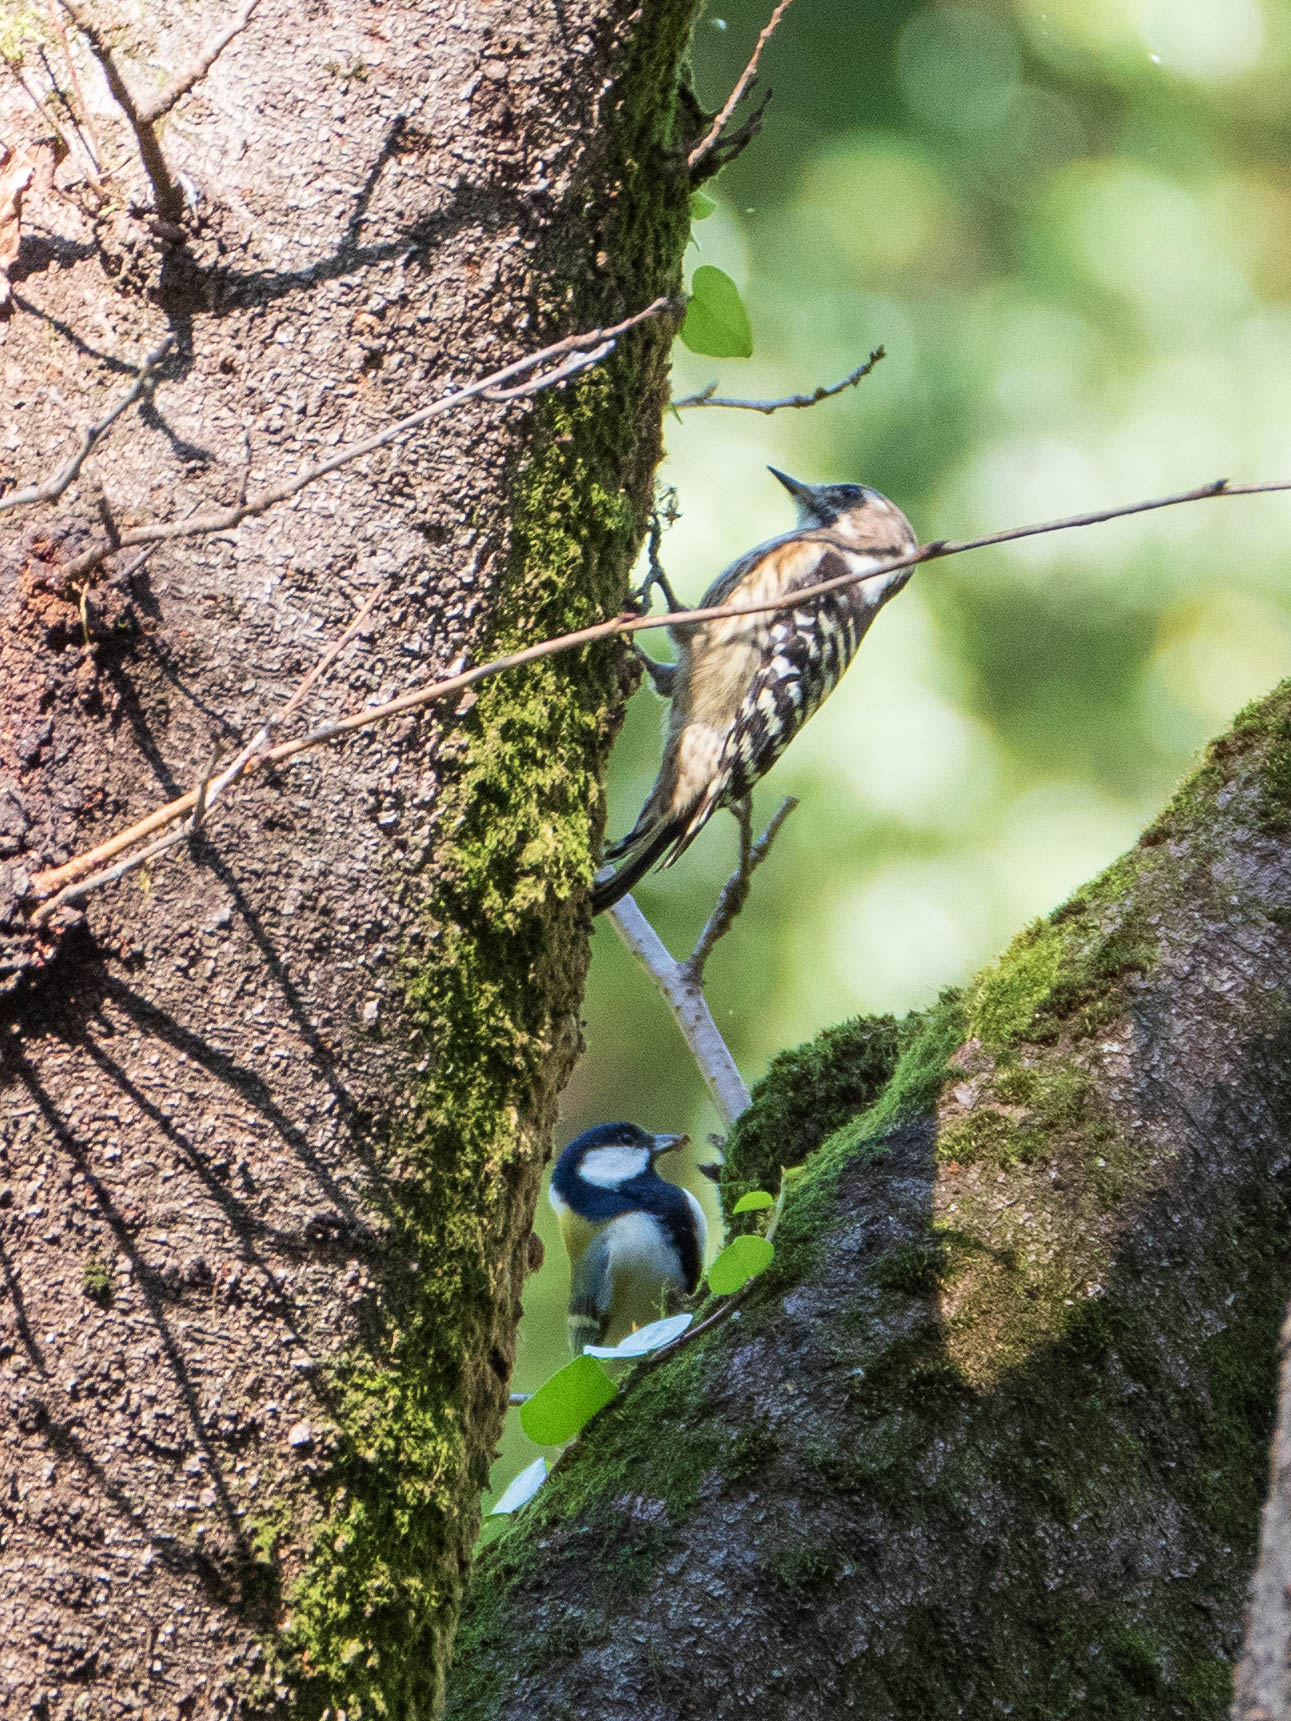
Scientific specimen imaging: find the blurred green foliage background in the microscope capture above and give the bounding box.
[485,0,1291,1517]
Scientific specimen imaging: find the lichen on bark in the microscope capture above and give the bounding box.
[447,681,1291,1721]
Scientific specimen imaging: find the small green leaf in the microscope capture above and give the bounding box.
[519,1355,616,1445]
[707,1233,774,1296]
[680,265,753,359]
[733,1190,775,1214]
[689,191,717,220]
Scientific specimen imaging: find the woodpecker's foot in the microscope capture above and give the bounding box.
[630,563,684,617]
[632,644,678,698]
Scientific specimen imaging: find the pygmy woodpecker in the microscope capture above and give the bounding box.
[592,467,918,913]
[548,1123,707,1355]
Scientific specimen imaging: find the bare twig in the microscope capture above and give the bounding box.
[138,0,259,125]
[673,348,885,415]
[684,797,798,986]
[0,336,173,512]
[606,893,752,1129]
[33,583,385,921]
[24,473,1291,913]
[46,0,105,174]
[688,0,797,171]
[4,58,81,175]
[54,296,678,580]
[56,0,182,222]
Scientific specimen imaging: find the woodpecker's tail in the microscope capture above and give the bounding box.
[590,820,684,915]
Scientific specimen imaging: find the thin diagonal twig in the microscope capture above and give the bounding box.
[684,796,798,986]
[138,0,259,124]
[34,583,385,921]
[0,336,173,512]
[25,473,1291,913]
[52,296,677,580]
[46,0,104,174]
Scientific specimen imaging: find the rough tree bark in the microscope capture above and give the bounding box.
[0,1,697,1715]
[449,680,1291,1721]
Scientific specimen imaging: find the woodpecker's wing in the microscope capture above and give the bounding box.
[592,523,913,913]
[658,538,875,864]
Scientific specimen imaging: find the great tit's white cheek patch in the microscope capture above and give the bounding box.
[578,1146,650,1188]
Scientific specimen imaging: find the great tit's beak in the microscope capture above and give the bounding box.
[650,1132,688,1160]
[767,466,818,508]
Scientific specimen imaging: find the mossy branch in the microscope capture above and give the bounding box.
[449,676,1291,1721]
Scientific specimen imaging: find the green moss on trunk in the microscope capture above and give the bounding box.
[261,7,702,1715]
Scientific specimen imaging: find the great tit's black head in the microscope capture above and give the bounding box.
[552,1123,688,1200]
[768,466,882,528]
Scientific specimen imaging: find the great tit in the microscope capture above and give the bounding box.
[548,1122,708,1355]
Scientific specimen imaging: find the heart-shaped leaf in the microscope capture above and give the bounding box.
[680,265,753,359]
[707,1233,774,1296]
[519,1355,616,1445]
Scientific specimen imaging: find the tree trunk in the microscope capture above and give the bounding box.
[449,681,1291,1721]
[0,2,696,1714]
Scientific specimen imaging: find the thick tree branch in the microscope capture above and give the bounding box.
[451,677,1291,1721]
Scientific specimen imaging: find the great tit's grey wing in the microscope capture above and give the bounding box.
[567,1230,613,1355]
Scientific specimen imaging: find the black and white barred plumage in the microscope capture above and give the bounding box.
[591,469,917,915]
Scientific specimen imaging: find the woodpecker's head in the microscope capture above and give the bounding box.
[769,465,884,526]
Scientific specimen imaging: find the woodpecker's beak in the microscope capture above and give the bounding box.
[767,466,817,507]
[650,1132,688,1160]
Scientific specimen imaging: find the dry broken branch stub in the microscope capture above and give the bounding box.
[56,0,183,223]
[687,0,798,172]
[673,348,885,415]
[684,795,798,986]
